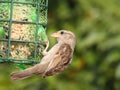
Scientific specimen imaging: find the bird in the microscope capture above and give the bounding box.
[11,30,76,80]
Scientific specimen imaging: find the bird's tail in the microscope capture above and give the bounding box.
[11,66,38,81]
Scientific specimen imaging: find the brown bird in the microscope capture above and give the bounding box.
[11,30,76,80]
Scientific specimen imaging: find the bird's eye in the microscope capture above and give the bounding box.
[60,31,64,34]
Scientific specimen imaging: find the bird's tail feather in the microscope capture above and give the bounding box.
[11,66,37,81]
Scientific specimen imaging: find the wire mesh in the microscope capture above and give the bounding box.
[0,0,48,65]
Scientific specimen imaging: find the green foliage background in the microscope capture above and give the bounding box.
[0,0,120,90]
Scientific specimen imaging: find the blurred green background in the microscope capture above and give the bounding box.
[0,0,120,90]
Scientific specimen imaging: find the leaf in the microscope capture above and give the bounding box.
[38,25,48,43]
[16,64,26,70]
[0,27,5,37]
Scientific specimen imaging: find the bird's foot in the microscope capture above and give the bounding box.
[42,51,48,56]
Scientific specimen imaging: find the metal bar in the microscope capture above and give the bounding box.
[0,20,47,26]
[7,0,13,58]
[0,1,47,7]
[33,0,41,64]
[45,0,48,30]
[0,39,44,44]
[0,58,39,65]
[0,0,48,7]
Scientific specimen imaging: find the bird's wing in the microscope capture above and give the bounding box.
[42,43,73,77]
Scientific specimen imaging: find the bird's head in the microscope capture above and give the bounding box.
[51,30,76,48]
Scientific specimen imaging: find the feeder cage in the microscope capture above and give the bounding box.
[0,0,48,65]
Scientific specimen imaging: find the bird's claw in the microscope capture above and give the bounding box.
[42,41,49,56]
[42,51,48,56]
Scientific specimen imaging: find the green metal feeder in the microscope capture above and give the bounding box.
[0,0,48,66]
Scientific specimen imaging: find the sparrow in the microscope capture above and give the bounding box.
[11,30,76,80]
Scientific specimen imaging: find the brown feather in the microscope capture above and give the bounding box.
[42,43,72,77]
[11,63,48,80]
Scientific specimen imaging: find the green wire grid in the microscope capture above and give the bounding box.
[0,0,48,65]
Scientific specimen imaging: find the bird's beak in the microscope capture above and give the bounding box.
[51,33,61,38]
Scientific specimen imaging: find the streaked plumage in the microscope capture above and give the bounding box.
[11,30,76,80]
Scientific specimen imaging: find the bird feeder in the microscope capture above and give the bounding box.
[0,0,48,66]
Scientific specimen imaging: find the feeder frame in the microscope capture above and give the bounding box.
[0,0,48,65]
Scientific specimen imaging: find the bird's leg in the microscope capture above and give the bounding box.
[42,41,49,56]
